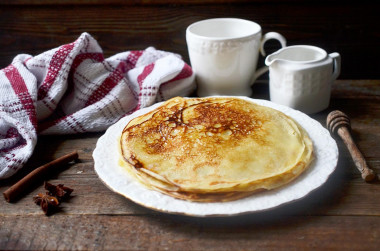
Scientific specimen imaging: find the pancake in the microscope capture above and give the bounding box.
[120,97,313,202]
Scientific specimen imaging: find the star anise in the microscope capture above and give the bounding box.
[44,182,73,201]
[33,193,60,215]
[33,182,74,216]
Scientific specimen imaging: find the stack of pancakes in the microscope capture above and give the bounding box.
[120,97,313,202]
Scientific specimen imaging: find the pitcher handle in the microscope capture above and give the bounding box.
[329,52,341,81]
[251,32,287,85]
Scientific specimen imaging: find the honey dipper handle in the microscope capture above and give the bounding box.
[337,127,376,182]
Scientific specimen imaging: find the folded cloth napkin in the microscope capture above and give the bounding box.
[0,32,195,179]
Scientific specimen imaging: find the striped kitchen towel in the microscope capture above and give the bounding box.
[0,32,195,179]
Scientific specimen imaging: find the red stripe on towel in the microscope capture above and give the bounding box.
[126,50,143,71]
[84,62,125,107]
[38,42,75,100]
[4,65,37,129]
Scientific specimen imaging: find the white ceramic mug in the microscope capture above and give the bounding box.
[265,45,341,114]
[186,18,286,97]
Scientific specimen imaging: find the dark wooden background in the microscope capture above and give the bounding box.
[0,0,379,79]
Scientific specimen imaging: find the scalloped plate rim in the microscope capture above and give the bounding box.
[93,96,338,217]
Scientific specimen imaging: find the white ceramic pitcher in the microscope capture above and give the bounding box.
[265,45,341,114]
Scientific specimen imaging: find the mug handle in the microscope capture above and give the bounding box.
[251,32,287,85]
[329,52,341,81]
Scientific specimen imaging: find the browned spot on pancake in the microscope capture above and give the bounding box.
[186,100,267,140]
[121,98,273,173]
[127,154,143,169]
[209,181,232,186]
[124,99,269,160]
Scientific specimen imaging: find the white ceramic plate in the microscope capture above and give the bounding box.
[93,97,338,217]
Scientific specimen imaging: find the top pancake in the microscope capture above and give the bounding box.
[120,97,313,200]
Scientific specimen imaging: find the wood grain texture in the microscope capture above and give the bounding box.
[0,0,365,5]
[0,78,379,248]
[0,0,263,5]
[1,215,379,250]
[0,2,379,79]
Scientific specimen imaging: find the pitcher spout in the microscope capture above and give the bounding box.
[265,54,275,66]
[265,51,282,66]
[266,45,328,66]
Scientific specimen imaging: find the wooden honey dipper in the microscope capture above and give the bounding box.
[326,110,376,182]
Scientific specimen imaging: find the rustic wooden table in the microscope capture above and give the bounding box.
[1,79,379,250]
[0,0,379,249]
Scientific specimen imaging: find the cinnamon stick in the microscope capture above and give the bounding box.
[3,151,79,202]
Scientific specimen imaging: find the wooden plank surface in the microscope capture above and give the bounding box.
[0,0,365,5]
[1,80,380,250]
[0,2,379,79]
[1,215,379,250]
